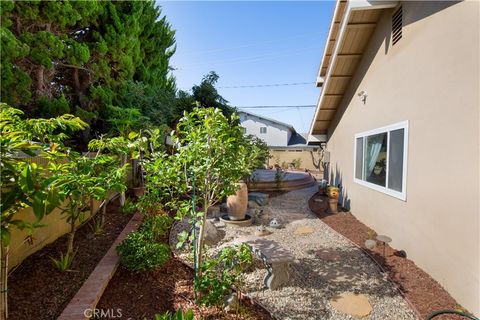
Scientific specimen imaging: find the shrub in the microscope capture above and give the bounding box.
[121,199,137,215]
[149,310,194,320]
[292,158,302,169]
[195,244,252,306]
[117,231,170,271]
[139,214,173,240]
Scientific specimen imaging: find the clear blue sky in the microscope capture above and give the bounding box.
[158,1,335,132]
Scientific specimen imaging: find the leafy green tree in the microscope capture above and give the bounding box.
[0,103,86,318]
[173,72,236,123]
[167,108,259,277]
[52,153,127,261]
[1,1,176,139]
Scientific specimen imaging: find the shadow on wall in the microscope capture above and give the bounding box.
[324,162,351,211]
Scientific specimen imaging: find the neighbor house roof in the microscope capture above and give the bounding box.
[288,132,308,146]
[308,0,399,139]
[238,110,295,131]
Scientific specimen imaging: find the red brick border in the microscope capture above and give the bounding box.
[58,212,142,320]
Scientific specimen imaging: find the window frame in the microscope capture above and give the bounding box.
[260,126,267,134]
[353,120,409,201]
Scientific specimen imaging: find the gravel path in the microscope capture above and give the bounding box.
[213,186,417,320]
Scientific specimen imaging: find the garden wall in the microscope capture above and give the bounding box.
[8,194,116,272]
[268,149,322,171]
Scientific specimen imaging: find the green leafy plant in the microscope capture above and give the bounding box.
[292,158,302,169]
[274,168,286,189]
[0,103,87,318]
[244,134,270,169]
[89,217,104,236]
[51,250,77,272]
[149,309,194,320]
[121,199,137,215]
[195,244,252,306]
[139,214,173,241]
[173,108,260,278]
[116,231,170,271]
[53,155,109,258]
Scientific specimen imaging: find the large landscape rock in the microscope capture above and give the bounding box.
[248,192,269,206]
[204,220,224,246]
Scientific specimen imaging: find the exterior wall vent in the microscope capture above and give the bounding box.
[392,6,402,45]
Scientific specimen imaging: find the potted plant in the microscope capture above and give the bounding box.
[326,185,340,213]
[226,181,248,221]
[318,179,328,195]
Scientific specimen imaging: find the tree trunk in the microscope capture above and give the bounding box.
[0,244,9,320]
[67,217,75,256]
[195,204,209,279]
[100,199,107,226]
[36,65,45,97]
[119,154,127,207]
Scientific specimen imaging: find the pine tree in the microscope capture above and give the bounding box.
[0,1,177,140]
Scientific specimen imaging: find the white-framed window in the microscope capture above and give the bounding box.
[354,121,408,201]
[242,127,247,134]
[260,127,267,134]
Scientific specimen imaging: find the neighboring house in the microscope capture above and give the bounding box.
[307,0,479,315]
[238,110,322,170]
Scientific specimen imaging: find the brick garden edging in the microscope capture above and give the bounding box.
[58,212,142,320]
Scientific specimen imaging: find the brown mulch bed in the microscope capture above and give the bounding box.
[308,192,471,320]
[96,257,273,320]
[8,199,133,320]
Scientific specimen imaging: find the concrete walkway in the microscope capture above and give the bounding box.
[218,186,417,320]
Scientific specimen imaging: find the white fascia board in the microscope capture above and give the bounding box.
[308,134,328,143]
[308,0,398,140]
[315,1,344,81]
[349,0,398,11]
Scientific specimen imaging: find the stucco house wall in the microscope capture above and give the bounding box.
[325,1,479,315]
[240,112,291,147]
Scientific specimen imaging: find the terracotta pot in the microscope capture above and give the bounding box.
[327,186,340,199]
[328,198,338,214]
[132,187,145,197]
[227,182,248,221]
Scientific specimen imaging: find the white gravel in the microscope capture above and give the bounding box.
[216,186,416,320]
[174,185,417,319]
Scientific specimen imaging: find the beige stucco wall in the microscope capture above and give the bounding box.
[268,148,322,171]
[326,1,479,315]
[8,197,108,271]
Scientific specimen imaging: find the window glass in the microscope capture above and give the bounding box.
[260,127,267,134]
[354,122,407,199]
[364,133,387,187]
[355,137,364,180]
[388,128,405,191]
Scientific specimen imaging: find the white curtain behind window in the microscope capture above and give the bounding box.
[366,135,383,175]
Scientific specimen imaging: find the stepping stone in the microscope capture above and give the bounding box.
[330,293,372,317]
[294,225,314,235]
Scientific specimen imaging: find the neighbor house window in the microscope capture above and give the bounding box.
[354,121,408,200]
[260,127,267,134]
[243,127,247,134]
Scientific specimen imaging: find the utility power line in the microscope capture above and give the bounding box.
[178,31,326,56]
[237,105,316,109]
[177,45,321,69]
[219,81,315,89]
